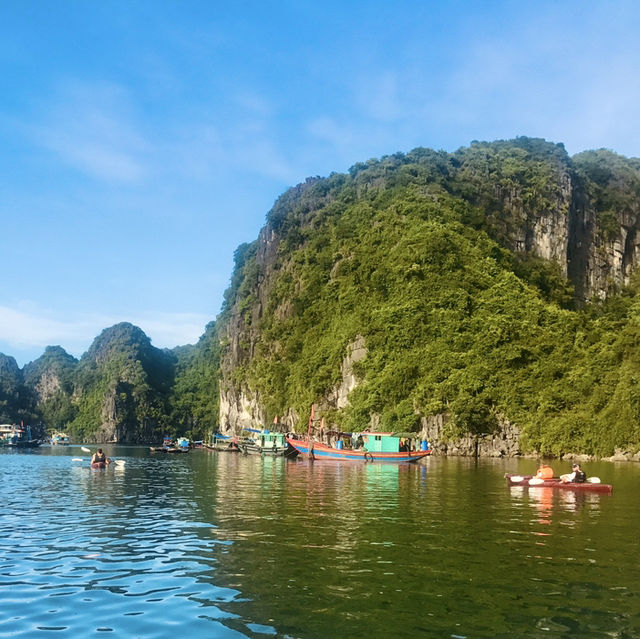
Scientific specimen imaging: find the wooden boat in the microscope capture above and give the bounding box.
[287,432,430,463]
[150,435,188,453]
[505,473,613,494]
[50,431,70,445]
[5,425,40,448]
[240,429,298,457]
[206,433,240,452]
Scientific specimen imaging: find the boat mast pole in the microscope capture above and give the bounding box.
[307,404,314,461]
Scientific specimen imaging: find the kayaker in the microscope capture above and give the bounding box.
[536,464,554,480]
[560,463,586,483]
[91,448,110,465]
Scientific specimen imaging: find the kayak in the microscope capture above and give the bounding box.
[505,473,613,494]
[90,461,107,469]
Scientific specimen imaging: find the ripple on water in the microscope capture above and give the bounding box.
[0,452,251,638]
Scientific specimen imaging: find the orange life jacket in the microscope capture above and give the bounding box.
[536,465,554,479]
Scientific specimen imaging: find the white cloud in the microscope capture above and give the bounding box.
[157,93,299,185]
[30,82,150,183]
[0,304,209,361]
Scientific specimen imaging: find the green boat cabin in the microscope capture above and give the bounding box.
[362,432,406,452]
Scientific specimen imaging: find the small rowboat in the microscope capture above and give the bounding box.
[505,473,613,494]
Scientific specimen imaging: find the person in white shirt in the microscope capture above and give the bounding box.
[560,463,586,483]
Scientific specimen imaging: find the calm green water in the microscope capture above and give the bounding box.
[1,447,639,638]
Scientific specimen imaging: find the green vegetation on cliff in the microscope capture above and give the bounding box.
[169,321,220,440]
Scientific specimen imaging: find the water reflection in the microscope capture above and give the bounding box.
[529,486,555,525]
[509,483,603,530]
[3,448,640,638]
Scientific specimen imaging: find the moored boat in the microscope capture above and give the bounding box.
[176,437,190,451]
[206,433,240,452]
[50,431,70,445]
[287,432,430,463]
[4,425,40,448]
[150,435,188,453]
[240,428,298,457]
[505,473,613,494]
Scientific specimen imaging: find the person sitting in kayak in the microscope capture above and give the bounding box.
[560,463,586,483]
[91,449,110,465]
[536,464,554,480]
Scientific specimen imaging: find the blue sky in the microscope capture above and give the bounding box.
[1,1,639,366]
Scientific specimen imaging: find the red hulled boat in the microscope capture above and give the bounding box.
[505,473,612,494]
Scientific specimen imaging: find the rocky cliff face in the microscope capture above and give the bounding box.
[23,346,78,404]
[453,141,640,302]
[568,156,640,301]
[510,160,640,302]
[418,413,523,458]
[0,353,30,423]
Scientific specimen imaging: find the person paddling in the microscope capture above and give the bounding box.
[560,463,586,483]
[91,448,111,465]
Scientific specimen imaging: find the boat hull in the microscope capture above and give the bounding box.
[240,441,298,457]
[7,440,40,448]
[286,438,430,463]
[206,444,240,452]
[505,473,613,493]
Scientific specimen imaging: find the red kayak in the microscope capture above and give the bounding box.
[505,473,613,494]
[90,461,107,469]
